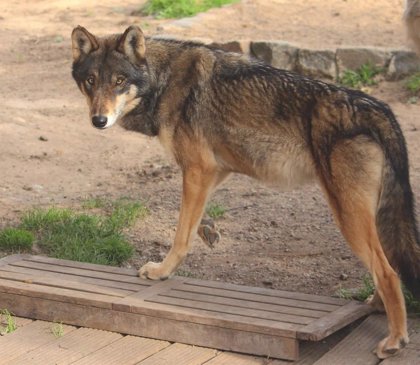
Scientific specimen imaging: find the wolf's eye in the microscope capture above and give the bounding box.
[116,76,125,86]
[86,76,94,85]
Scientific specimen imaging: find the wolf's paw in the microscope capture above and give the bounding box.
[198,219,221,248]
[139,262,171,280]
[365,292,385,312]
[375,335,409,359]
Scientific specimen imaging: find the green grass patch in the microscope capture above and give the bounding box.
[51,322,64,338]
[19,199,148,266]
[206,202,226,219]
[141,0,238,19]
[0,228,34,251]
[0,309,17,335]
[336,274,420,313]
[405,72,420,95]
[336,274,375,302]
[339,63,383,89]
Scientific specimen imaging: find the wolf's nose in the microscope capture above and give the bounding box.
[92,115,108,129]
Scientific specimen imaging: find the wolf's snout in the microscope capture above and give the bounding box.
[92,115,108,129]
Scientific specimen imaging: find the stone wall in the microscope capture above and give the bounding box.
[207,40,420,80]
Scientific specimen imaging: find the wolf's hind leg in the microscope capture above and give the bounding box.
[319,137,408,359]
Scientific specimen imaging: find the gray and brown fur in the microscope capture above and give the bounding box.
[71,26,420,359]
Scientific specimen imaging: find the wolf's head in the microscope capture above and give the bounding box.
[71,26,151,130]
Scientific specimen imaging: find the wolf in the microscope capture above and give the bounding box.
[71,25,420,358]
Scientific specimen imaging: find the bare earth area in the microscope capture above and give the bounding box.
[0,0,419,296]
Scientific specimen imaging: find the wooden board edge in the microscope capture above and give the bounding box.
[0,291,300,361]
[296,301,374,341]
[0,254,31,267]
[0,278,115,310]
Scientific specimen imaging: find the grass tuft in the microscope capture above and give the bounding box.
[405,72,420,95]
[336,274,420,313]
[206,203,226,219]
[141,0,238,19]
[0,309,17,335]
[336,274,375,302]
[339,63,382,89]
[20,199,148,266]
[51,322,64,338]
[0,228,34,251]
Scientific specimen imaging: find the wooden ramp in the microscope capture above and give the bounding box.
[0,254,373,361]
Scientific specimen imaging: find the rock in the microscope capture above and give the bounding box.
[251,41,298,70]
[340,273,349,281]
[209,40,250,54]
[39,136,48,142]
[262,280,273,287]
[386,50,420,80]
[336,47,391,77]
[296,49,337,79]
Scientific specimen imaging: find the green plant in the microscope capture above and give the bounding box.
[336,274,375,301]
[339,63,382,89]
[19,200,148,266]
[336,274,420,314]
[405,72,420,95]
[0,309,17,335]
[206,203,226,219]
[141,0,238,19]
[0,228,34,251]
[51,322,64,338]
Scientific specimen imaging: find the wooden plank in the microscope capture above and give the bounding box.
[380,332,420,365]
[175,283,339,312]
[148,294,314,325]
[70,336,170,365]
[0,278,118,309]
[0,264,143,292]
[25,255,138,276]
[0,254,30,267]
[297,301,373,340]
[312,315,387,365]
[122,297,300,336]
[0,320,75,365]
[205,352,266,365]
[117,277,186,301]
[185,278,348,306]
[6,327,121,365]
[136,343,217,365]
[165,288,327,318]
[0,292,300,360]
[8,260,147,285]
[0,269,132,297]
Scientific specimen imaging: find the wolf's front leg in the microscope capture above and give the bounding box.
[139,167,225,280]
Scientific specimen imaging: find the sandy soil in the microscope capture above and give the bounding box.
[0,0,419,296]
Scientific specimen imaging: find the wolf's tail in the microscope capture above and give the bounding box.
[373,106,420,298]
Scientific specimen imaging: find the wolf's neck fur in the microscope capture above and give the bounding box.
[120,38,217,137]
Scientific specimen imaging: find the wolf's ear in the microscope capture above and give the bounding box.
[71,26,99,62]
[117,26,146,63]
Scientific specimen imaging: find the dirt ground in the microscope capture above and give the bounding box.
[0,0,419,296]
